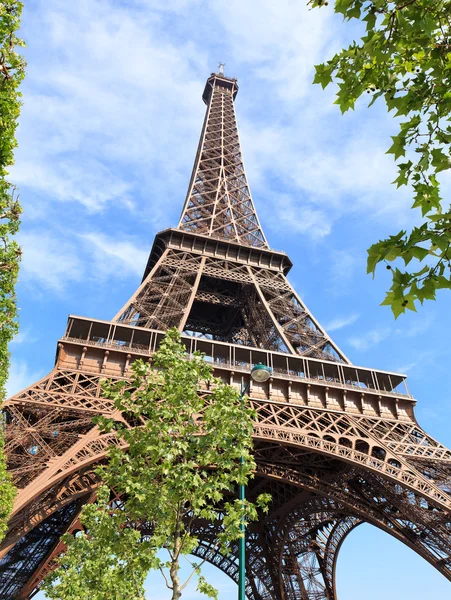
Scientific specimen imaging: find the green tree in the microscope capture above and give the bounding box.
[0,0,25,540]
[310,0,451,317]
[43,330,270,600]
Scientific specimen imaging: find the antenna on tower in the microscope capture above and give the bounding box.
[218,62,225,75]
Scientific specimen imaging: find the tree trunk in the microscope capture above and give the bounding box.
[170,513,183,600]
[170,562,182,600]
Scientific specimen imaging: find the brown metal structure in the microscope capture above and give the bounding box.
[1,71,451,599]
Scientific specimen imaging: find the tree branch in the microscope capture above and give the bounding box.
[159,566,172,590]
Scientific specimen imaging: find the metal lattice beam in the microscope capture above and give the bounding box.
[178,73,267,248]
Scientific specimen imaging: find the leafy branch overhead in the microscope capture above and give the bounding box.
[310,0,451,317]
[43,330,270,600]
[0,0,25,541]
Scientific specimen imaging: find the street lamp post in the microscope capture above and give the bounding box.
[238,363,272,600]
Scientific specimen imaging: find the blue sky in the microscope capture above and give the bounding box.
[11,0,451,597]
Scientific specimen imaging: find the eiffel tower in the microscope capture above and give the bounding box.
[1,69,451,600]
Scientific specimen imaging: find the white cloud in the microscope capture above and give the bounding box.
[18,230,147,293]
[10,328,38,345]
[210,0,339,102]
[6,359,45,398]
[13,0,415,247]
[396,314,434,339]
[242,113,413,239]
[19,231,84,293]
[325,313,360,332]
[211,0,414,238]
[80,233,148,279]
[15,0,206,217]
[347,314,434,357]
[395,360,418,374]
[395,350,436,377]
[272,194,331,238]
[13,159,133,214]
[348,327,391,352]
[326,249,362,296]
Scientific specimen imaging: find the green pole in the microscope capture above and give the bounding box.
[238,364,271,600]
[239,463,246,600]
[239,379,250,600]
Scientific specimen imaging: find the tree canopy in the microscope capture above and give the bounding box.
[0,0,25,540]
[310,0,451,317]
[43,330,270,600]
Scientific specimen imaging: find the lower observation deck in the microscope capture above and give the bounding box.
[58,316,414,422]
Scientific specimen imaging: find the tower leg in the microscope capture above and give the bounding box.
[278,503,360,600]
[0,501,86,600]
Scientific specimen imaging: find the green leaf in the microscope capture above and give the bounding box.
[386,134,406,160]
[416,277,437,303]
[313,64,333,89]
[335,0,355,16]
[410,246,429,261]
[431,148,451,173]
[381,292,405,319]
[197,575,219,599]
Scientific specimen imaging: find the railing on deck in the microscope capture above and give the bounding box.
[60,316,412,400]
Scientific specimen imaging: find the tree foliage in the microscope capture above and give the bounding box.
[43,330,270,600]
[310,0,451,317]
[0,0,25,540]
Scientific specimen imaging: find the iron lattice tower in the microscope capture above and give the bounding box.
[1,72,451,599]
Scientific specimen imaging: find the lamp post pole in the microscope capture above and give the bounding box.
[238,364,272,600]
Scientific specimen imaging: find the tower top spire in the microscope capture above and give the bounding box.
[180,71,266,248]
[202,70,238,105]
